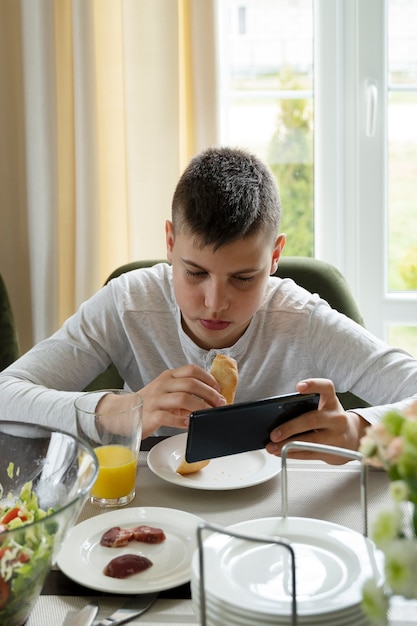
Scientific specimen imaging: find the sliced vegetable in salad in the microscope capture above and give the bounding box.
[0,480,57,622]
[0,482,48,534]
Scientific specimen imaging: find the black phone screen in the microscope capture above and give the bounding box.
[185,392,320,462]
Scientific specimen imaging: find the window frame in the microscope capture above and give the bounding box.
[315,0,417,341]
[314,0,392,338]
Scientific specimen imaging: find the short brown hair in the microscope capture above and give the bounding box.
[171,147,281,250]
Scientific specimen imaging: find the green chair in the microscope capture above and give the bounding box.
[84,257,368,409]
[0,274,20,370]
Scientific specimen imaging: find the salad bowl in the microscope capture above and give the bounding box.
[0,421,98,626]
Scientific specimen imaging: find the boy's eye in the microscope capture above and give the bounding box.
[234,275,254,283]
[185,269,206,278]
[184,269,255,283]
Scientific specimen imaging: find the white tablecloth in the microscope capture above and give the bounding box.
[27,450,417,625]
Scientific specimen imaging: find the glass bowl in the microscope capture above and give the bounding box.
[0,421,98,626]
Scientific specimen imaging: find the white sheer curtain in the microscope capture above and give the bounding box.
[0,0,218,350]
[20,1,61,345]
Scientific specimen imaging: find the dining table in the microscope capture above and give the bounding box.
[28,436,417,626]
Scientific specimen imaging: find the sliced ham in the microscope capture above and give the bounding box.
[100,526,134,547]
[103,554,153,578]
[132,525,166,544]
[100,524,166,547]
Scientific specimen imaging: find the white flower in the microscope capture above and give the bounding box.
[361,578,389,625]
[360,406,417,620]
[371,506,403,548]
[389,480,410,503]
[384,539,417,599]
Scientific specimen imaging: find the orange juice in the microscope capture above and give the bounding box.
[92,445,137,499]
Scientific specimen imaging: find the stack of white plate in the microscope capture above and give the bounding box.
[191,517,384,626]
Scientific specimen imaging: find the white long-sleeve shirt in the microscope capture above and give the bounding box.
[1,263,416,434]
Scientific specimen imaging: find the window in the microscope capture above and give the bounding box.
[218,0,314,257]
[387,0,417,293]
[386,0,417,354]
[218,0,417,355]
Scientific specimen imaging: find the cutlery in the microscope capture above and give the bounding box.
[95,592,158,625]
[66,603,98,626]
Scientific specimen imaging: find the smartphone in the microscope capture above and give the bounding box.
[185,392,320,462]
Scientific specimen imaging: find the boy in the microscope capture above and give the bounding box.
[1,147,417,464]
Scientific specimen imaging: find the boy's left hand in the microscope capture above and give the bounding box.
[265,378,368,465]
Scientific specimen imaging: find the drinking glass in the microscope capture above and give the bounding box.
[75,389,143,507]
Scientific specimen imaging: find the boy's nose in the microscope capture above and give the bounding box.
[204,280,229,312]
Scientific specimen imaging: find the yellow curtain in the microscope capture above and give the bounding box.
[0,0,218,351]
[179,0,195,167]
[54,0,76,331]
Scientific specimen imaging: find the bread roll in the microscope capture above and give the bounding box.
[209,354,238,404]
[176,354,239,475]
[176,457,211,475]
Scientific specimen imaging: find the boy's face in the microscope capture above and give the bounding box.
[166,221,285,350]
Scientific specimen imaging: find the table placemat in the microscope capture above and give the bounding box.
[27,594,416,625]
[27,597,198,626]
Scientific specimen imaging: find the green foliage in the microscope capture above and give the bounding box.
[266,69,314,257]
[270,160,314,256]
[399,246,417,290]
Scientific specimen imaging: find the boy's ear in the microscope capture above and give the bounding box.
[270,233,286,274]
[165,220,175,260]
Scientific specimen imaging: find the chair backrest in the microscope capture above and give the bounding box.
[0,274,20,370]
[85,257,368,409]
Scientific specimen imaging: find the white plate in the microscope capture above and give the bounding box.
[147,433,281,490]
[191,516,384,617]
[57,506,203,593]
[192,592,369,626]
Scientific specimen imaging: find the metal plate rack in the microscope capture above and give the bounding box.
[195,441,369,626]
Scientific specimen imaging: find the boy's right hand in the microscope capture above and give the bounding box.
[137,364,227,438]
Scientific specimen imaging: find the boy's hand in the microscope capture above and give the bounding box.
[137,364,227,438]
[266,378,368,465]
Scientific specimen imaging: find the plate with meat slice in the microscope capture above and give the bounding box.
[147,433,282,490]
[57,506,203,593]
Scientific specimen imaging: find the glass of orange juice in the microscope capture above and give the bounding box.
[75,389,143,507]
